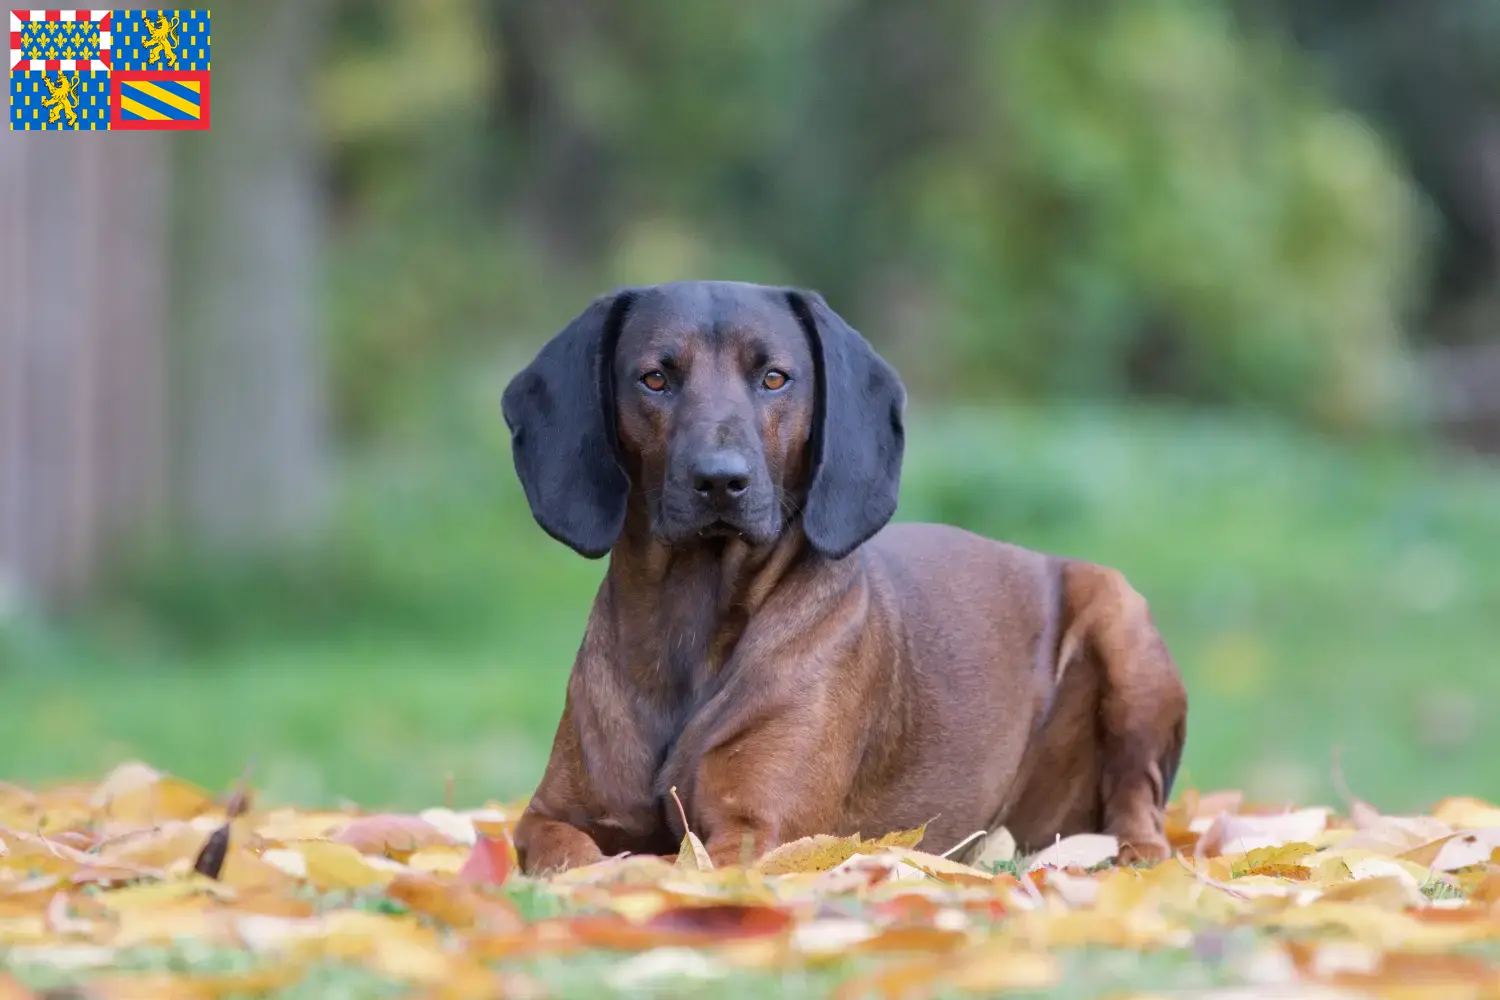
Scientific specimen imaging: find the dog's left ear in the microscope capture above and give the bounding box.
[502,291,636,558]
[787,289,906,559]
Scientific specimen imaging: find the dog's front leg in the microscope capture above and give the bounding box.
[688,711,845,868]
[514,696,657,875]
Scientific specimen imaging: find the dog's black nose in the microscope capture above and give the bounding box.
[691,451,751,501]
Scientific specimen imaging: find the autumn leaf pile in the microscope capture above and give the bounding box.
[4,765,1500,998]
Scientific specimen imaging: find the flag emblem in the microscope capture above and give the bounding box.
[8,9,210,130]
[113,68,205,127]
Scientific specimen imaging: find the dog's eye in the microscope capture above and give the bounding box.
[762,370,789,391]
[640,371,668,393]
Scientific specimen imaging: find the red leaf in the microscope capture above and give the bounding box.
[645,903,795,939]
[561,906,794,951]
[459,833,515,887]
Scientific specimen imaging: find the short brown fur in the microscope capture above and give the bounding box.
[502,281,1187,873]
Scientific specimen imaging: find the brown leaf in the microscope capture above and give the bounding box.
[1241,863,1312,881]
[855,925,970,954]
[192,823,231,880]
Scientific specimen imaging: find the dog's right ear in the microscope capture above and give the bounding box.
[502,292,636,558]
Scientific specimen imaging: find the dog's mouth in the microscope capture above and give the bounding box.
[698,519,745,539]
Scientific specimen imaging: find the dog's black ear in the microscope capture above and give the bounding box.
[787,289,906,559]
[502,292,635,558]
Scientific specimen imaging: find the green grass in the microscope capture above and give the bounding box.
[2,943,1252,999]
[2,392,1498,813]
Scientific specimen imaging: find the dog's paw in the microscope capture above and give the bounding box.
[1115,837,1172,867]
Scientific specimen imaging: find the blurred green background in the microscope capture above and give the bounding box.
[2,0,1499,816]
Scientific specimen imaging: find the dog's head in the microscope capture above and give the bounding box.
[502,281,906,559]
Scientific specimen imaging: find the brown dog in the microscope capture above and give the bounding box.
[501,281,1187,873]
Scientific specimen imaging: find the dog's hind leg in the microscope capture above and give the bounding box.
[1059,562,1188,864]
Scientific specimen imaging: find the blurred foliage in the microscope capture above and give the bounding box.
[316,0,1432,440]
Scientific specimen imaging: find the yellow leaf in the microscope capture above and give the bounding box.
[1310,856,1355,884]
[287,840,396,891]
[753,825,927,876]
[1257,901,1496,950]
[865,823,928,851]
[253,809,352,843]
[220,847,300,895]
[1238,841,1317,870]
[386,873,523,932]
[1432,797,1500,830]
[98,878,223,912]
[405,844,473,876]
[1317,873,1425,909]
[676,830,713,872]
[101,777,214,825]
[949,945,1061,992]
[89,761,163,807]
[313,909,500,990]
[878,848,994,885]
[755,834,865,875]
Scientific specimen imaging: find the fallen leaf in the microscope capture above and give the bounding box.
[334,814,454,859]
[676,830,713,872]
[878,848,998,885]
[1432,796,1500,830]
[458,833,514,887]
[288,840,396,891]
[386,873,523,932]
[867,823,929,851]
[1027,834,1119,871]
[11,764,1500,998]
[192,823,231,880]
[646,903,794,939]
[1198,808,1331,856]
[1426,828,1500,872]
[89,761,164,806]
[755,833,866,875]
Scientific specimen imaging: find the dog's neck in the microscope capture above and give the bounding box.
[604,500,814,696]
